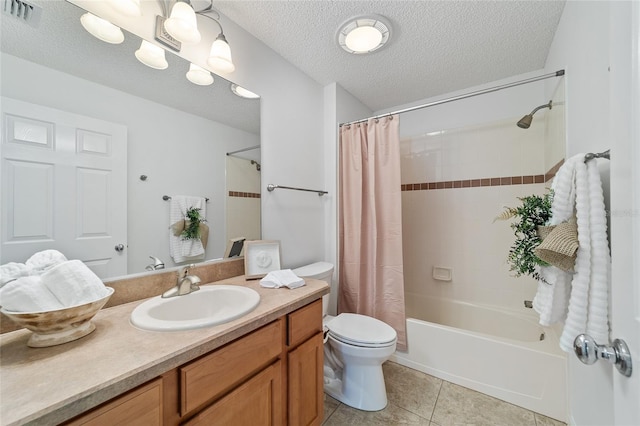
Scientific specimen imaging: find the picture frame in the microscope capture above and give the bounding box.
[224,237,246,258]
[244,240,282,279]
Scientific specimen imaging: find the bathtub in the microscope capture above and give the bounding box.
[390,293,567,422]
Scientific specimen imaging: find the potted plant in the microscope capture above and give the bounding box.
[495,190,553,282]
[181,207,206,241]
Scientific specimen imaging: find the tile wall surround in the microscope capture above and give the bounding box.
[400,112,564,312]
[401,158,564,192]
[228,191,261,198]
[0,258,245,334]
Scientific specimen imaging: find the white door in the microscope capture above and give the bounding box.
[1,98,127,279]
[609,2,640,424]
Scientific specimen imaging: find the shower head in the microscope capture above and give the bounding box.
[250,160,261,171]
[517,100,552,129]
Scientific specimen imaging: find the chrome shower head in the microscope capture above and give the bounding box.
[250,160,261,171]
[517,100,552,129]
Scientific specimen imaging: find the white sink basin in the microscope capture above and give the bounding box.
[130,285,260,331]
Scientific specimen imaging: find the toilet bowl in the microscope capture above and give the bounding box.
[292,262,397,411]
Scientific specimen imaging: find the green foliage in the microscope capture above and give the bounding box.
[181,207,205,240]
[497,190,554,282]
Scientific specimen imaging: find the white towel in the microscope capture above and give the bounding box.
[532,153,611,352]
[0,276,64,312]
[25,249,68,274]
[260,269,306,289]
[534,155,578,325]
[169,196,207,263]
[40,260,109,307]
[0,262,30,288]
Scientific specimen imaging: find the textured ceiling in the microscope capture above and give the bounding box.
[214,0,566,112]
[0,1,260,135]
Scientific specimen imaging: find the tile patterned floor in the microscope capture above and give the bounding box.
[322,361,566,426]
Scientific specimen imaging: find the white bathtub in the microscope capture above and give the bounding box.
[390,293,567,422]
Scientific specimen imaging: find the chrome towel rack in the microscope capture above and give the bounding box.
[163,195,210,202]
[267,184,328,196]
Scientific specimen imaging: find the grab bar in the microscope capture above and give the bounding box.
[267,184,328,196]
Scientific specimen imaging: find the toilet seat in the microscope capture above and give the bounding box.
[325,313,396,348]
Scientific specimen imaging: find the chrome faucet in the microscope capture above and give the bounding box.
[145,256,165,271]
[161,264,201,298]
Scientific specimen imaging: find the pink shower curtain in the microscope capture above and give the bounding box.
[338,115,407,351]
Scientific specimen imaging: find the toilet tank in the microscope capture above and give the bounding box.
[292,262,334,317]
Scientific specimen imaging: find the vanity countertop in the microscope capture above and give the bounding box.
[0,275,329,426]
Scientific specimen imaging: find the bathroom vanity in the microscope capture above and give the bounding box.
[0,275,328,426]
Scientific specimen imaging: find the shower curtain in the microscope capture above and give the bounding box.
[338,115,407,351]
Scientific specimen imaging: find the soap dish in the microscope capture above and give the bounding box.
[1,287,114,348]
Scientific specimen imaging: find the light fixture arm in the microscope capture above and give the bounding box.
[196,6,225,37]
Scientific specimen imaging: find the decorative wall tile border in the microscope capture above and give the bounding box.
[401,159,564,192]
[228,191,261,198]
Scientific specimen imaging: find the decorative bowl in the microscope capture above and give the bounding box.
[0,287,114,347]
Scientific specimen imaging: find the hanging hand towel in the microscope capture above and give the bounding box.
[40,260,110,307]
[0,276,64,312]
[260,270,306,289]
[169,196,207,263]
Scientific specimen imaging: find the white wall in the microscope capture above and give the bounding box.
[544,2,613,425]
[1,53,259,274]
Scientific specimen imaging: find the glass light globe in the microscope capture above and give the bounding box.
[80,13,124,44]
[164,2,201,44]
[135,40,168,70]
[207,36,235,73]
[345,26,383,53]
[186,63,214,86]
[107,0,142,17]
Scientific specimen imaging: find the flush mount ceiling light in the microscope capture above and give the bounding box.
[80,13,124,44]
[135,40,168,69]
[231,84,259,99]
[186,63,214,85]
[337,15,391,54]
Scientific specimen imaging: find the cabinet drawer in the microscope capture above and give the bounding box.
[180,319,284,416]
[183,361,283,426]
[66,378,162,426]
[287,299,322,348]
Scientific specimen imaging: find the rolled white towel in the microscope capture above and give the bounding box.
[26,250,68,275]
[41,260,109,307]
[0,276,64,312]
[260,269,305,289]
[0,262,30,288]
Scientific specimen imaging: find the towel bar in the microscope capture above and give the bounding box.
[163,195,210,202]
[267,184,327,196]
[584,149,610,162]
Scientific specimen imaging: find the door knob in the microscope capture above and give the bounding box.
[574,334,633,377]
[114,244,125,252]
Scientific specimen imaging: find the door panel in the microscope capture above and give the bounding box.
[1,98,127,278]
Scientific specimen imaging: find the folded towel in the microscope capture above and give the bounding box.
[260,269,305,289]
[25,250,68,275]
[0,276,64,312]
[169,196,207,263]
[0,262,30,288]
[40,260,109,307]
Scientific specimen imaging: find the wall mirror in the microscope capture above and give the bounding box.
[0,0,261,279]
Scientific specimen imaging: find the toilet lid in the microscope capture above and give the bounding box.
[326,313,397,346]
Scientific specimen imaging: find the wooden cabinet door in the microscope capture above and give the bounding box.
[288,332,324,426]
[66,378,162,426]
[183,361,283,426]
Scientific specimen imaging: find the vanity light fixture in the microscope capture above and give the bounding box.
[156,1,235,73]
[186,63,214,85]
[135,40,169,70]
[230,84,259,99]
[337,15,391,54]
[80,13,124,44]
[107,0,142,17]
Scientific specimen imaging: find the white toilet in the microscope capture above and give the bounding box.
[292,262,397,411]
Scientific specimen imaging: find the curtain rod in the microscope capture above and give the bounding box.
[339,69,565,127]
[226,145,260,156]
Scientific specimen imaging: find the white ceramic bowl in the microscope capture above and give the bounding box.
[1,287,114,347]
